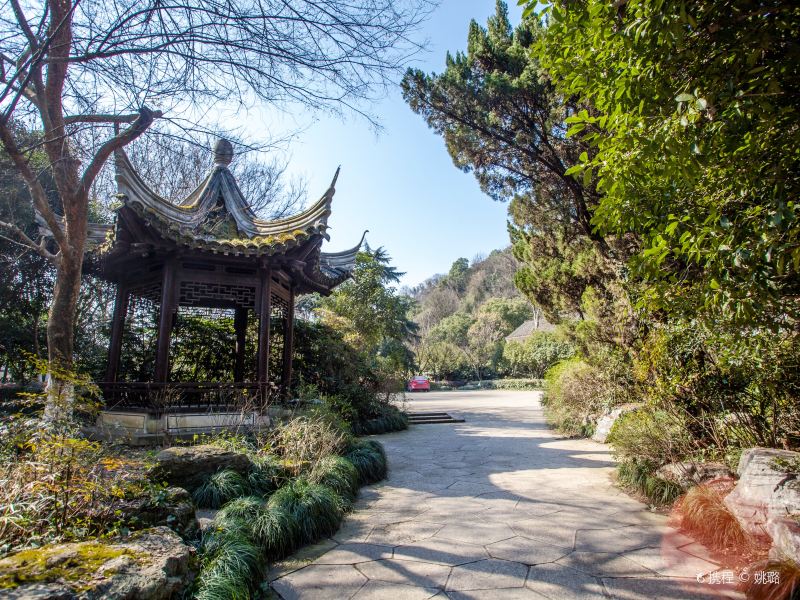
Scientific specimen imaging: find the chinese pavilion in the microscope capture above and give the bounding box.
[75,139,361,427]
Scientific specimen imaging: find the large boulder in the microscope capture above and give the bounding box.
[723,448,800,538]
[656,461,735,491]
[0,527,195,599]
[592,403,642,443]
[120,487,199,539]
[148,444,253,490]
[767,516,800,561]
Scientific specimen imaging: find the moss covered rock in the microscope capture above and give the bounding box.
[0,526,195,599]
[149,444,253,491]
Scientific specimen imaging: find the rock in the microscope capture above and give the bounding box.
[120,487,199,539]
[0,527,195,600]
[592,403,642,443]
[148,444,253,490]
[655,462,735,490]
[723,448,800,538]
[767,516,800,561]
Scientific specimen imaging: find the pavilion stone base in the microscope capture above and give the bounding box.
[86,407,293,446]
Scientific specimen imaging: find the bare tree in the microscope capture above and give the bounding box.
[0,0,432,414]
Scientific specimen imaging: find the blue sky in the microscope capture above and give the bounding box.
[245,0,524,289]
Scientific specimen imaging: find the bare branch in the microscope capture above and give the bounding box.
[0,219,56,261]
[64,112,141,125]
[80,105,161,194]
[0,121,67,250]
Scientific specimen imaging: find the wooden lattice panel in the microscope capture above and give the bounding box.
[180,281,256,309]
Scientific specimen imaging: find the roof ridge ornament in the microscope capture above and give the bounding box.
[213,138,234,167]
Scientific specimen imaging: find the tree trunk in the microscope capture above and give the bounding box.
[43,239,84,424]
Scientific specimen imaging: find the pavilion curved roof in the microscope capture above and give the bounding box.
[39,139,365,294]
[113,145,338,255]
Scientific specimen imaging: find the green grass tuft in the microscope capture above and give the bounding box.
[345,440,387,485]
[247,454,288,496]
[196,527,262,600]
[268,479,345,544]
[309,455,359,501]
[251,504,299,559]
[216,495,265,525]
[617,460,682,507]
[193,469,252,509]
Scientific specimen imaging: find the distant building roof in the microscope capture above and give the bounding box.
[505,317,555,342]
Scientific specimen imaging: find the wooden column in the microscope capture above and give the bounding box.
[105,283,129,382]
[233,307,248,382]
[257,267,272,402]
[281,286,295,399]
[154,259,177,383]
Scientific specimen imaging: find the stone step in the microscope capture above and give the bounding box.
[407,411,464,424]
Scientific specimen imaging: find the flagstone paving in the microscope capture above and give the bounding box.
[269,390,741,599]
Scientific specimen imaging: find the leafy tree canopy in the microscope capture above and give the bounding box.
[534,0,800,328]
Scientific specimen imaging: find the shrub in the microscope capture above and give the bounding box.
[502,332,574,378]
[216,496,265,524]
[345,440,387,485]
[677,484,752,553]
[309,456,359,501]
[250,504,298,559]
[543,357,627,436]
[246,454,288,496]
[467,378,545,391]
[608,407,693,468]
[192,470,251,509]
[351,404,408,435]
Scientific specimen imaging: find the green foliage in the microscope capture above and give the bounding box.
[344,440,388,486]
[308,456,359,502]
[468,378,545,391]
[351,404,409,436]
[633,324,800,451]
[543,357,629,436]
[317,249,416,363]
[616,460,683,507]
[192,470,251,509]
[502,332,574,378]
[196,526,261,600]
[267,479,344,544]
[608,408,693,468]
[536,0,800,329]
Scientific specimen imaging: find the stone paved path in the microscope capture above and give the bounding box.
[270,390,741,599]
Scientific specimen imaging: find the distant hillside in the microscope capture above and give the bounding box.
[406,248,563,380]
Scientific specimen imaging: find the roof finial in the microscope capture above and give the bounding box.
[213,138,234,167]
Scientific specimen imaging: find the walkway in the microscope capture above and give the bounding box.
[269,390,740,599]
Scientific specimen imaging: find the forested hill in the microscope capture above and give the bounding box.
[405,248,571,381]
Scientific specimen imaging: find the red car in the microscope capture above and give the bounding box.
[407,376,431,392]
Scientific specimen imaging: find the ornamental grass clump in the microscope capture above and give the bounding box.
[740,558,800,600]
[309,456,359,501]
[192,469,251,509]
[267,479,345,545]
[616,459,683,507]
[250,504,298,560]
[677,484,752,553]
[195,527,262,600]
[247,454,288,496]
[345,440,387,485]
